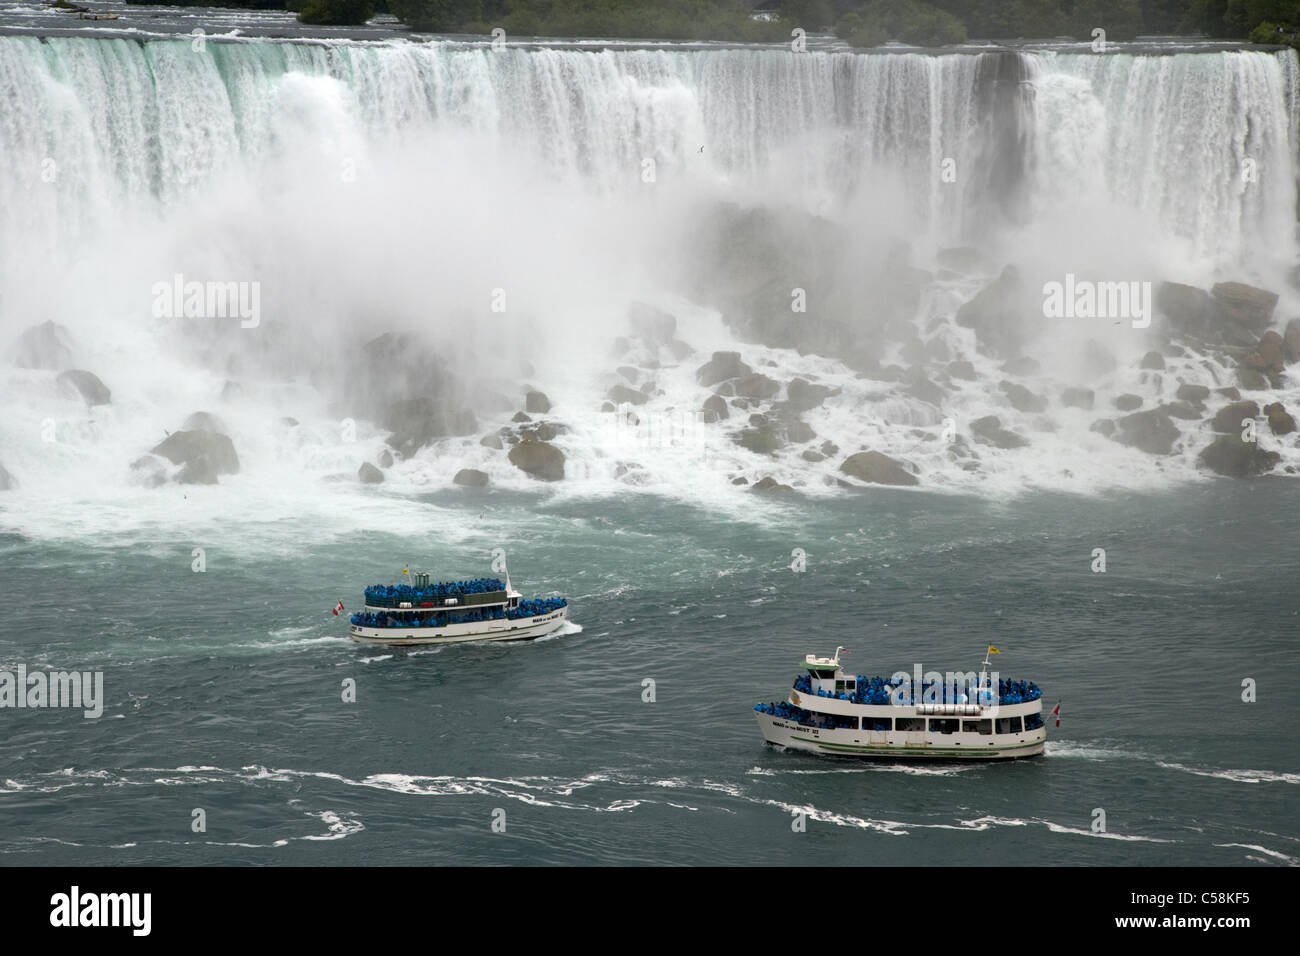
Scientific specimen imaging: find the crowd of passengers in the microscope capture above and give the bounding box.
[752,701,856,730]
[792,674,1041,706]
[350,597,567,629]
[364,578,507,607]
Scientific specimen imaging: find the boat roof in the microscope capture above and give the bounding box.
[804,653,843,670]
[366,577,506,591]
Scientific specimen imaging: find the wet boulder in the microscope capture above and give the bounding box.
[1139,350,1166,371]
[1211,401,1260,434]
[1283,318,1300,363]
[947,360,977,381]
[1114,394,1143,412]
[1237,368,1270,391]
[453,468,489,488]
[999,381,1047,414]
[1090,419,1116,438]
[735,424,783,456]
[358,462,384,484]
[751,476,794,494]
[696,351,752,387]
[1264,402,1297,435]
[12,320,75,370]
[839,451,919,487]
[1160,401,1201,420]
[786,420,816,444]
[702,394,729,423]
[480,434,504,450]
[1240,330,1286,376]
[528,421,564,442]
[1112,409,1179,455]
[57,369,111,406]
[1156,281,1214,335]
[525,390,551,414]
[379,449,394,468]
[1199,434,1280,478]
[970,416,1028,450]
[607,384,648,406]
[1211,282,1278,331]
[785,378,836,413]
[1175,383,1210,406]
[733,372,780,400]
[903,368,946,406]
[182,411,228,434]
[0,462,14,491]
[383,397,478,459]
[508,438,565,482]
[150,430,241,485]
[128,454,168,488]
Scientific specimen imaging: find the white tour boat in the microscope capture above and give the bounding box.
[348,568,568,647]
[754,646,1047,760]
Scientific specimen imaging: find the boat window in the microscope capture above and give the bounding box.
[895,717,925,732]
[995,717,1023,734]
[929,718,959,734]
[867,718,892,731]
[964,720,992,735]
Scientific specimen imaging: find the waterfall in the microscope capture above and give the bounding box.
[1,38,1293,261]
[1,34,1297,506]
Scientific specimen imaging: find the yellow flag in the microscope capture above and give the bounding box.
[402,567,409,575]
[988,645,1001,655]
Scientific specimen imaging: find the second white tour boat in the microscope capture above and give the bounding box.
[754,646,1047,760]
[348,568,568,647]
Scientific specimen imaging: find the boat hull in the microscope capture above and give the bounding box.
[756,712,1045,760]
[349,608,568,647]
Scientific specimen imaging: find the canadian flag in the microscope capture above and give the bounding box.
[333,601,345,616]
[1052,702,1061,728]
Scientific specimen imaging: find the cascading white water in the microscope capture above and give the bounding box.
[1024,50,1298,275]
[0,35,1297,522]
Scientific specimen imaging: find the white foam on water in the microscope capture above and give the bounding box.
[1157,762,1300,785]
[960,815,1176,843]
[1213,843,1299,865]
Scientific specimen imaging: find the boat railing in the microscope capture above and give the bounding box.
[363,578,508,609]
[350,597,567,629]
[366,590,508,610]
